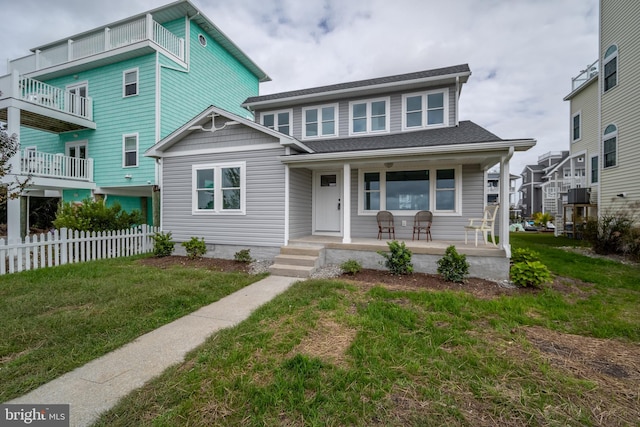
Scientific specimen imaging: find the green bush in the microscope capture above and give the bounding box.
[182,237,207,260]
[437,245,469,283]
[234,249,253,263]
[511,247,541,264]
[151,231,175,257]
[53,198,144,231]
[378,240,413,275]
[340,259,362,275]
[510,261,552,288]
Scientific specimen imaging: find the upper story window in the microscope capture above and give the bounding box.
[359,166,460,214]
[302,104,338,138]
[572,111,581,142]
[261,110,292,135]
[349,97,389,135]
[123,133,138,167]
[198,34,207,47]
[123,68,138,97]
[590,155,599,184]
[403,88,449,130]
[192,162,246,214]
[603,124,617,168]
[603,44,618,92]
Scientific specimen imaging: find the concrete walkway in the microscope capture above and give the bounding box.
[8,275,300,427]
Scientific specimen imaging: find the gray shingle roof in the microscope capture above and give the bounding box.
[244,64,470,105]
[301,120,501,154]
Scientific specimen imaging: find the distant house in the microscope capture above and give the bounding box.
[518,151,568,219]
[0,0,268,242]
[486,172,518,206]
[147,65,535,280]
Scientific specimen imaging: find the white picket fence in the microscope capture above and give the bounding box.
[0,225,158,275]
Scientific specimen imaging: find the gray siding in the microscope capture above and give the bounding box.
[168,117,273,152]
[161,125,287,247]
[289,168,312,238]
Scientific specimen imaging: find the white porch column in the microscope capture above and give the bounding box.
[342,163,351,243]
[6,106,22,243]
[499,148,514,256]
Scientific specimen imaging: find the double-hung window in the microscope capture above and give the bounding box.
[572,112,581,142]
[590,155,599,184]
[349,97,389,135]
[123,68,138,97]
[603,45,618,92]
[403,89,449,130]
[302,104,337,138]
[261,110,292,135]
[123,134,138,167]
[360,166,460,214]
[193,162,245,214]
[603,124,617,168]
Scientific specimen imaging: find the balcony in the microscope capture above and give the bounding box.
[570,60,599,91]
[8,14,184,75]
[0,72,94,133]
[21,150,93,182]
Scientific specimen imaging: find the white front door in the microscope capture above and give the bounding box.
[314,171,342,234]
[66,140,88,178]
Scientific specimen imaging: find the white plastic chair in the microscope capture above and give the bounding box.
[464,204,499,246]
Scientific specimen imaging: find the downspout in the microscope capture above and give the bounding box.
[455,76,460,126]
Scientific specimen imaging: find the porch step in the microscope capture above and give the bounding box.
[269,245,325,278]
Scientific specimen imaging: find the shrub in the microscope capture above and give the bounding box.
[340,259,362,275]
[510,261,552,288]
[151,231,174,257]
[182,237,207,260]
[532,211,554,228]
[584,210,634,255]
[437,245,469,283]
[234,249,253,263]
[53,198,144,231]
[511,248,541,264]
[378,240,413,275]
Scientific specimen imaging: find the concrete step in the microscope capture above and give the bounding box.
[274,254,319,267]
[269,263,314,278]
[280,245,323,257]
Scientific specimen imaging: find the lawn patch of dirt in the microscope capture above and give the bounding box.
[138,256,250,273]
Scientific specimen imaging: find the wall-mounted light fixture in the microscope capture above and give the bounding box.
[617,193,626,198]
[124,174,132,180]
[384,162,394,168]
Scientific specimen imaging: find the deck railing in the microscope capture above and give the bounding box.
[571,60,599,91]
[8,14,184,75]
[20,149,94,181]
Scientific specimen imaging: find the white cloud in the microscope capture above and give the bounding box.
[0,0,598,176]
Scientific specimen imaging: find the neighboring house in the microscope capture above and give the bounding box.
[146,65,535,280]
[0,0,268,242]
[558,0,639,233]
[518,151,568,218]
[486,172,518,206]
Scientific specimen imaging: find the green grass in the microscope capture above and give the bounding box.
[0,255,265,401]
[93,234,640,426]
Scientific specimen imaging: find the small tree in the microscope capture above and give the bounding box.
[532,212,554,229]
[0,128,31,203]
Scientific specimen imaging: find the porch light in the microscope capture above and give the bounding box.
[125,174,132,179]
[384,162,394,168]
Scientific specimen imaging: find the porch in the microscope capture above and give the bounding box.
[21,149,94,183]
[278,235,508,281]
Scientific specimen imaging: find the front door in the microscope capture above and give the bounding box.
[314,171,342,234]
[67,82,88,116]
[66,141,88,178]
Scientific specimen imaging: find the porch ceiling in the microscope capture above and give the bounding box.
[0,100,96,134]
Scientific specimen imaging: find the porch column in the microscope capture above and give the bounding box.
[6,106,22,243]
[342,163,351,243]
[499,149,513,255]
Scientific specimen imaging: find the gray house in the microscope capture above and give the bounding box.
[146,65,535,280]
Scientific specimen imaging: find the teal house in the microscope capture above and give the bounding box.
[0,0,268,241]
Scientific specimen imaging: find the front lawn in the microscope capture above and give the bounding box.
[0,255,265,402]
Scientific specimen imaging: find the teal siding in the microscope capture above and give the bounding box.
[159,19,259,138]
[62,189,92,203]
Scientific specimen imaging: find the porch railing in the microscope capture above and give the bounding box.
[571,60,599,91]
[20,149,94,182]
[8,14,184,75]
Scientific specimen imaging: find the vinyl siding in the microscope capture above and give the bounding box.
[289,168,313,238]
[600,0,640,206]
[161,126,286,246]
[159,19,259,139]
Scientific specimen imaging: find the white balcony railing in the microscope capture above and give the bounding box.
[0,72,93,121]
[9,14,184,75]
[571,60,599,91]
[20,150,94,182]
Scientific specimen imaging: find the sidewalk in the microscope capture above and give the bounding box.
[8,275,300,427]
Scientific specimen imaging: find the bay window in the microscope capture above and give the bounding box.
[359,166,460,214]
[192,162,245,214]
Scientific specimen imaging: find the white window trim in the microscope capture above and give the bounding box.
[348,97,391,136]
[357,165,462,216]
[402,88,450,131]
[260,109,293,135]
[590,154,599,184]
[123,68,139,98]
[122,133,139,168]
[603,44,618,93]
[192,161,246,215]
[602,124,618,169]
[571,110,582,142]
[301,103,339,139]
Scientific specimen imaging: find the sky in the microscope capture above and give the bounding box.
[0,0,599,178]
